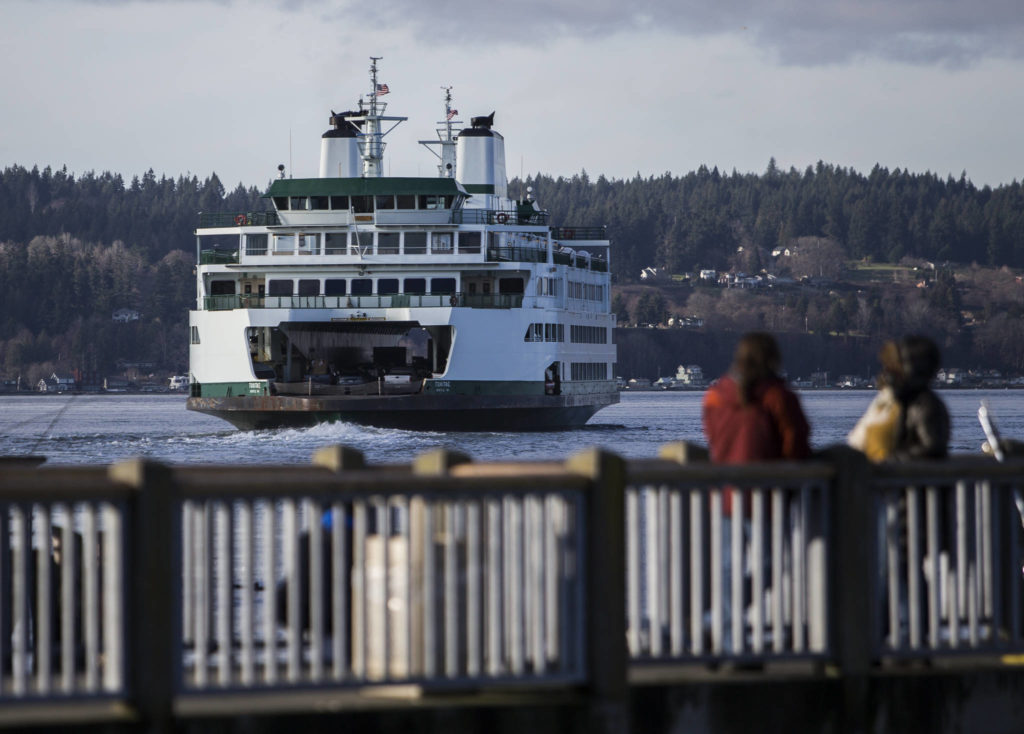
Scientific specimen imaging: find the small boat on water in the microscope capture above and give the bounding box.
[186,58,618,431]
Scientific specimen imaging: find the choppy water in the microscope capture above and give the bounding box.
[2,389,1024,466]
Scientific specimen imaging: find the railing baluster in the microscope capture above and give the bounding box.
[669,489,684,656]
[731,489,743,654]
[792,487,806,653]
[37,504,52,694]
[262,500,276,684]
[626,488,640,656]
[216,501,232,686]
[444,500,457,678]
[0,505,8,698]
[467,499,482,677]
[751,488,765,654]
[102,501,123,693]
[239,501,254,686]
[710,489,723,655]
[12,505,27,696]
[926,486,940,649]
[645,488,660,656]
[331,501,347,682]
[886,493,901,650]
[690,489,704,656]
[421,499,435,678]
[907,486,921,649]
[486,497,502,676]
[83,503,99,691]
[772,488,784,653]
[308,499,324,683]
[194,503,209,687]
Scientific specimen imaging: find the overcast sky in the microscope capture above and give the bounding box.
[2,0,1022,190]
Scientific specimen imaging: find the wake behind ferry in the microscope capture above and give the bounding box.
[187,59,617,430]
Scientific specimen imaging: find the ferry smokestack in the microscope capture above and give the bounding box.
[319,110,362,178]
[456,112,507,200]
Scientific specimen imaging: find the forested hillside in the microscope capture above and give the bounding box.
[1,161,1022,383]
[528,161,1024,280]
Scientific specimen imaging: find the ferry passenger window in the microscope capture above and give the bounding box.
[310,196,329,210]
[351,195,373,213]
[442,195,454,209]
[325,233,347,254]
[458,232,481,254]
[210,280,236,295]
[403,278,426,294]
[289,197,309,211]
[377,279,399,295]
[375,195,395,210]
[329,195,349,210]
[499,277,525,294]
[268,279,293,296]
[430,277,456,294]
[298,279,320,296]
[246,234,268,255]
[350,279,372,295]
[404,232,427,254]
[420,195,441,210]
[325,279,346,296]
[396,194,415,209]
[273,196,289,210]
[377,233,400,254]
[430,232,453,253]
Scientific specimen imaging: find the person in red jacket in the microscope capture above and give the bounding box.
[703,332,811,465]
[701,333,811,653]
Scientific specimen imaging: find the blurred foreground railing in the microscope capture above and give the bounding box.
[871,460,1024,660]
[624,447,832,665]
[2,445,1024,731]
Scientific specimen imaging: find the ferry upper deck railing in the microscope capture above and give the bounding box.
[198,211,280,228]
[201,292,524,311]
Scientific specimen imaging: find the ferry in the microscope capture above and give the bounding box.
[186,59,618,430]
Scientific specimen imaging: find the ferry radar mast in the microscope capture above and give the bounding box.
[353,56,407,177]
[419,86,460,178]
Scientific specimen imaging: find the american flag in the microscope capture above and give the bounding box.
[447,109,458,121]
[375,83,390,96]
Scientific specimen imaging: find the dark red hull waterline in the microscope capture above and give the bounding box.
[187,392,619,431]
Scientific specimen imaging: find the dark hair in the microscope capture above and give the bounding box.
[899,335,941,388]
[732,332,781,405]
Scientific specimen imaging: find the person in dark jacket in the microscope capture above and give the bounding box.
[702,332,811,467]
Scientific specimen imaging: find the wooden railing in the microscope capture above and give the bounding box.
[2,446,1024,730]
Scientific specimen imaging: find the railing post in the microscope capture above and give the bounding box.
[658,440,709,464]
[566,448,629,734]
[312,445,367,472]
[820,445,874,734]
[109,459,177,734]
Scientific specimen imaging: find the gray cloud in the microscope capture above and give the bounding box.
[49,0,1024,67]
[348,0,1024,67]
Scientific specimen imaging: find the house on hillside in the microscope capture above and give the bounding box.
[112,308,140,323]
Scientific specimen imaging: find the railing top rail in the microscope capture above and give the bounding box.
[169,463,589,498]
[871,456,1024,483]
[625,458,836,486]
[0,466,135,501]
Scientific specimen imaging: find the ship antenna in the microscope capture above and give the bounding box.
[418,85,459,178]
[357,56,406,177]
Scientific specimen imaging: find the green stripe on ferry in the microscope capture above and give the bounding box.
[195,381,269,398]
[462,184,496,194]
